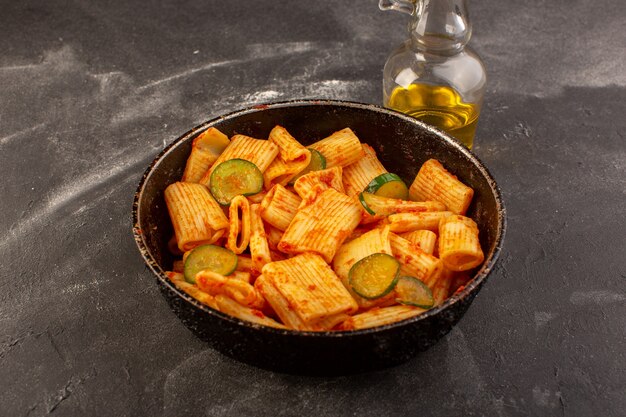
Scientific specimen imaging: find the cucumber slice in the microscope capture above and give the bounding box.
[358,192,378,215]
[348,253,400,299]
[289,148,326,184]
[209,159,263,205]
[184,244,238,283]
[365,173,409,200]
[395,276,434,308]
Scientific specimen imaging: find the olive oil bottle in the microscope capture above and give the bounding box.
[380,0,486,149]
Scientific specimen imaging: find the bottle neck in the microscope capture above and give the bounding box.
[409,0,472,55]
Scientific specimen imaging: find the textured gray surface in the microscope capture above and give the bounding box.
[0,0,624,416]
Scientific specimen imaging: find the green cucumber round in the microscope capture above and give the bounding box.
[184,244,238,284]
[394,276,434,308]
[209,158,263,205]
[348,253,400,299]
[365,173,409,200]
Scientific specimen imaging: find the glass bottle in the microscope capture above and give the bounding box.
[380,0,486,148]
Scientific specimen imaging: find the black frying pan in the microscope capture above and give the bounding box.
[132,100,506,375]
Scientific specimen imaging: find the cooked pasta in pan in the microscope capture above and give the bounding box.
[163,125,483,331]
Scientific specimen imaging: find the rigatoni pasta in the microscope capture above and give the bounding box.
[431,267,456,306]
[265,224,284,250]
[386,211,453,233]
[165,271,219,310]
[196,270,265,309]
[342,144,387,197]
[236,255,254,273]
[360,193,446,224]
[214,295,286,329]
[161,123,485,332]
[438,214,484,271]
[164,182,229,252]
[409,159,474,215]
[263,126,311,188]
[389,232,442,288]
[278,188,361,263]
[399,229,437,255]
[309,128,365,168]
[182,127,230,183]
[254,274,319,331]
[229,270,253,284]
[259,184,301,231]
[336,305,426,330]
[261,253,358,323]
[293,166,344,206]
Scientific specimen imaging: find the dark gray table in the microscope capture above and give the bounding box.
[1,1,624,416]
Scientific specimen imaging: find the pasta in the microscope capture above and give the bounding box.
[263,125,311,188]
[336,305,426,330]
[259,184,301,231]
[196,270,265,309]
[182,127,230,183]
[360,195,446,224]
[265,224,284,250]
[225,195,251,254]
[293,166,344,207]
[214,295,286,329]
[236,255,254,273]
[278,188,361,263]
[389,232,442,288]
[249,203,272,276]
[165,271,219,310]
[409,159,474,215]
[438,214,484,271]
[308,128,365,168]
[386,211,453,233]
[431,267,455,305]
[161,124,485,332]
[342,144,387,197]
[260,253,358,324]
[164,182,229,252]
[399,229,437,255]
[229,270,253,284]
[254,274,319,331]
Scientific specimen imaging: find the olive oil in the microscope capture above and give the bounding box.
[386,83,480,148]
[380,0,487,149]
